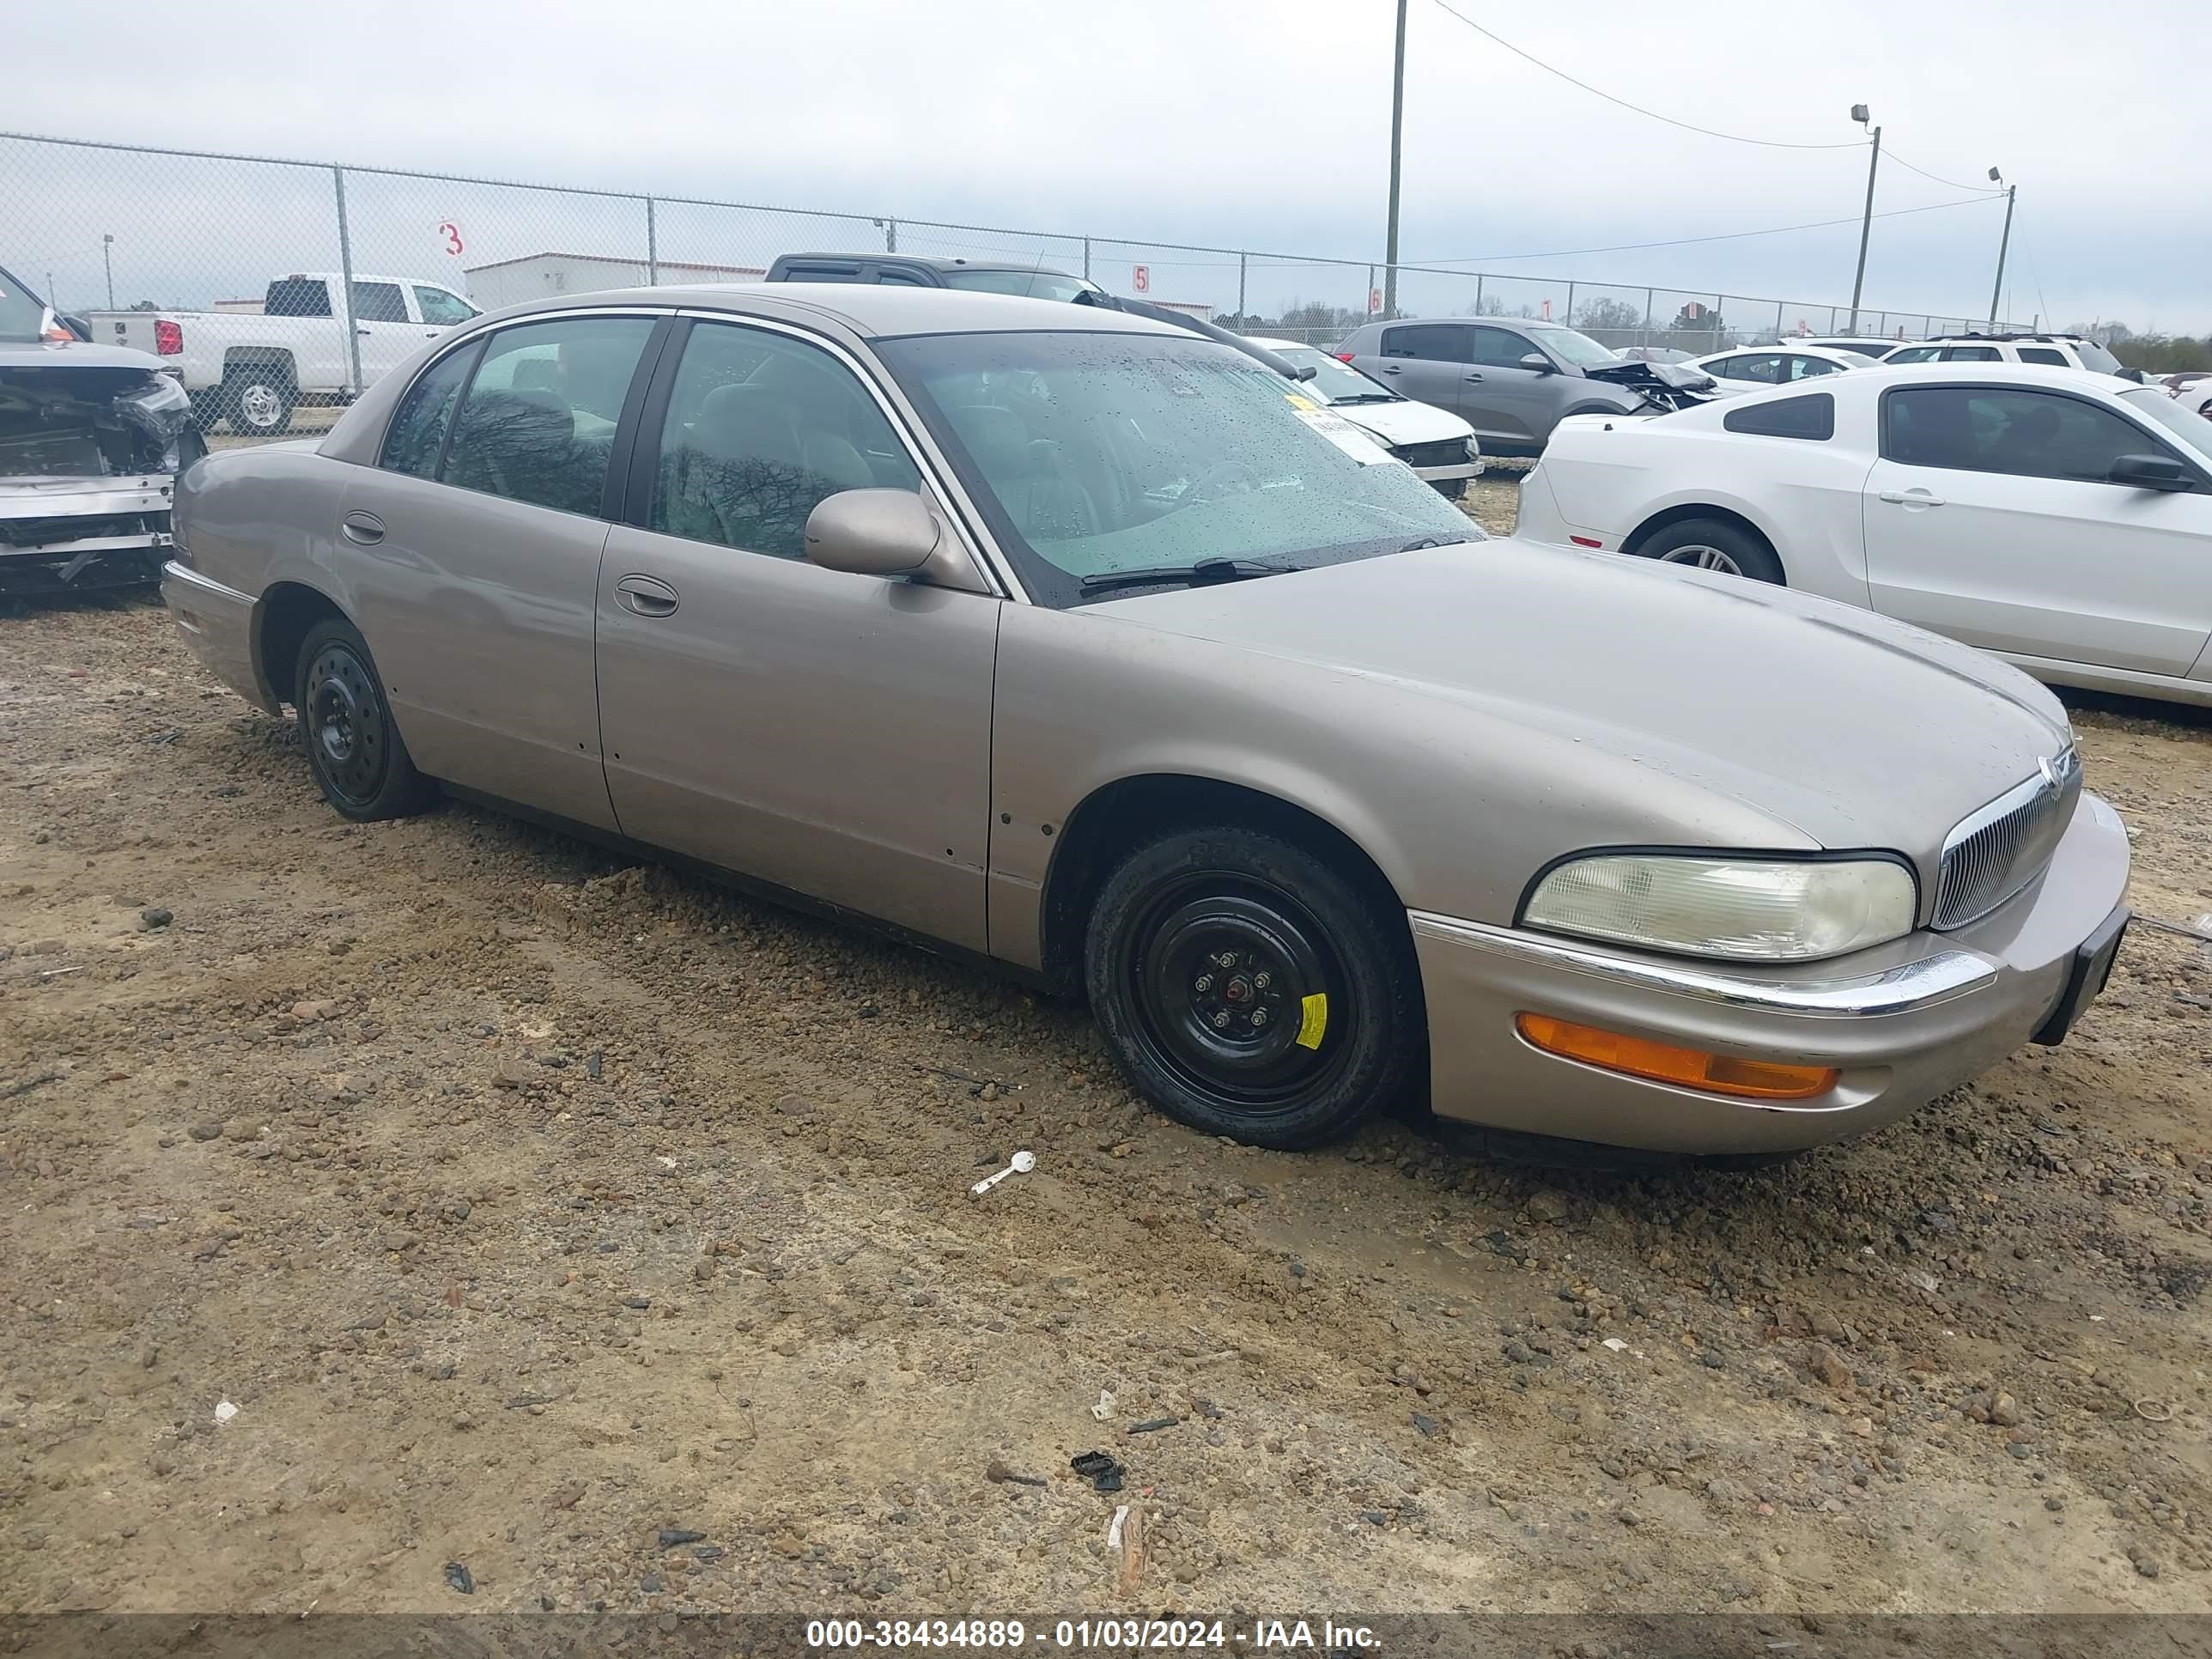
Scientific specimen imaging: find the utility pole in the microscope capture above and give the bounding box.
[101,234,116,310]
[1382,0,1407,320]
[1847,106,1879,332]
[1987,177,2016,328]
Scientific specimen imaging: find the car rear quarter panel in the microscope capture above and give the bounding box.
[1544,413,1880,606]
[985,600,1814,972]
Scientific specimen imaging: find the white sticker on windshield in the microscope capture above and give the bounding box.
[1292,407,1396,465]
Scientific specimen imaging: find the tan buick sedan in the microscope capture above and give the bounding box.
[162,286,2130,1158]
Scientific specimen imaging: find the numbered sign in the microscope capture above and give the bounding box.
[1130,264,1150,294]
[437,221,466,258]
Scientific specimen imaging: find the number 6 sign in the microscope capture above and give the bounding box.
[437,221,466,258]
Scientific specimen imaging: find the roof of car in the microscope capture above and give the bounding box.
[470,282,1184,340]
[1696,343,1869,362]
[774,252,1079,277]
[1830,362,2129,393]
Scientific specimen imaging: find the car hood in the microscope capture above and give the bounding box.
[0,340,173,373]
[1326,398,1474,447]
[1091,539,2074,855]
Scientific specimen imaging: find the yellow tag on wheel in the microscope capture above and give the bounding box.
[1296,993,1328,1050]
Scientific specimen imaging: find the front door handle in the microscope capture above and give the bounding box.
[1380,364,1403,374]
[1462,371,1485,381]
[1878,490,1947,507]
[340,510,385,545]
[614,573,680,617]
[356,326,373,337]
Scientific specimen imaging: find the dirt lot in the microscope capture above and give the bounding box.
[5,505,2212,1618]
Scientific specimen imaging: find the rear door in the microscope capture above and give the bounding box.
[337,311,665,828]
[592,315,1000,949]
[1366,324,1474,421]
[349,281,422,386]
[1863,381,2212,676]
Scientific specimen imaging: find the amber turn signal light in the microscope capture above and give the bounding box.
[1514,1012,1838,1101]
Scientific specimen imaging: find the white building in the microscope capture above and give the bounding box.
[462,252,764,310]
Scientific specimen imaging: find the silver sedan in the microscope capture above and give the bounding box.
[161,284,2130,1158]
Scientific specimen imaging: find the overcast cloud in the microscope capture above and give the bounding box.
[9,0,2206,331]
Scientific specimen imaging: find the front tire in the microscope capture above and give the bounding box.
[1084,827,1420,1149]
[293,617,434,821]
[1636,517,1784,584]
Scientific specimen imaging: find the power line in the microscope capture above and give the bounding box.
[1422,0,1862,150]
[1882,149,2005,194]
[1407,194,2001,267]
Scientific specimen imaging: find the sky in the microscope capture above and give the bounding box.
[9,0,2208,333]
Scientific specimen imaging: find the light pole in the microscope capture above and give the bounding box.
[1382,0,1408,321]
[101,234,116,310]
[1847,105,1881,333]
[1987,167,2016,329]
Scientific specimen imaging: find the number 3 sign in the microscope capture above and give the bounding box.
[437,221,465,258]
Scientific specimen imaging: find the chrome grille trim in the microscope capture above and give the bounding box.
[1933,746,2081,930]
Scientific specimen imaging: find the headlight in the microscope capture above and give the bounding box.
[1522,854,1917,962]
[1464,435,1482,462]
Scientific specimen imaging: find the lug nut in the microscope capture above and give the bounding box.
[1212,1011,1231,1029]
[1253,971,1272,989]
[1194,975,1213,993]
[1251,1008,1269,1028]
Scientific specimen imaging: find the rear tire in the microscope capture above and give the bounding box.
[222,368,296,437]
[1084,826,1419,1150]
[293,617,434,821]
[1636,517,1784,584]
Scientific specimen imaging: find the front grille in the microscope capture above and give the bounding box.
[1933,746,2081,929]
[1394,438,1471,470]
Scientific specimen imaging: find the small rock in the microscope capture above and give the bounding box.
[640,1575,664,1594]
[139,908,173,930]
[443,1562,474,1595]
[186,1121,223,1142]
[291,1000,337,1022]
[1805,1344,1853,1393]
[1524,1192,1566,1224]
[551,1482,586,1510]
[221,1118,258,1143]
[2130,1547,2161,1580]
[1412,1412,1440,1437]
[657,1528,706,1547]
[1989,1391,2022,1428]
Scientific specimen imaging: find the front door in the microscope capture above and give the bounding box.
[594,317,1000,951]
[337,312,663,830]
[1863,382,2212,677]
[1464,324,1565,444]
[347,280,427,386]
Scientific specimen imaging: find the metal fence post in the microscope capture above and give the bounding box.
[1565,281,1576,325]
[1643,287,1653,338]
[645,196,658,286]
[332,166,363,397]
[1237,251,1247,321]
[1775,299,1784,338]
[885,218,898,253]
[1366,264,1375,318]
[1475,273,1485,315]
[1081,237,1091,280]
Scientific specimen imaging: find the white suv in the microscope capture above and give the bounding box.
[1885,332,2128,377]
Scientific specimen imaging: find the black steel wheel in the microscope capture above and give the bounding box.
[293,617,434,821]
[1085,826,1420,1149]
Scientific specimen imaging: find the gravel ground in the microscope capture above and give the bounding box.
[3,552,2210,1618]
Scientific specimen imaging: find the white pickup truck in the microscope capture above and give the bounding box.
[88,273,479,436]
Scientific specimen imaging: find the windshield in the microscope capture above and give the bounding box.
[2121,387,2212,455]
[0,264,51,343]
[878,331,1479,608]
[944,269,1101,303]
[1525,325,1620,368]
[1271,344,1396,404]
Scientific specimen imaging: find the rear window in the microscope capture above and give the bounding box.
[2074,339,2123,375]
[943,270,1097,302]
[1723,392,1835,441]
[265,279,332,318]
[2017,347,2069,367]
[0,266,47,343]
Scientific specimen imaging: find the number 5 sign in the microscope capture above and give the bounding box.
[1130,264,1150,294]
[437,221,466,258]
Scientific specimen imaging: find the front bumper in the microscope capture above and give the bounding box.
[161,560,275,714]
[1411,460,1480,485]
[1412,790,2131,1154]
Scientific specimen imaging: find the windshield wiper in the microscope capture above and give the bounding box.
[1332,392,1397,404]
[1079,558,1302,594]
[1397,535,1474,552]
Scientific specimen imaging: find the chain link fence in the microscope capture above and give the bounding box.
[6,128,2024,445]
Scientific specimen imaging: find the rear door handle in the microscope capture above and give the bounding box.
[614,573,679,617]
[340,510,385,545]
[1380,364,1403,375]
[356,326,373,337]
[1878,490,1946,507]
[1462,371,1485,381]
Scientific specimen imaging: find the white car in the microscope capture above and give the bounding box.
[1883,333,2128,378]
[1517,362,2212,706]
[2160,373,2212,420]
[1246,337,1482,497]
[1790,336,1909,360]
[1686,343,1878,396]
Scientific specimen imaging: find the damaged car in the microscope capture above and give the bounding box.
[3,262,203,595]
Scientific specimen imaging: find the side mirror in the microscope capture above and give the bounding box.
[804,488,988,587]
[1518,351,1554,374]
[2118,366,2148,384]
[1292,364,1318,381]
[2108,454,2194,492]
